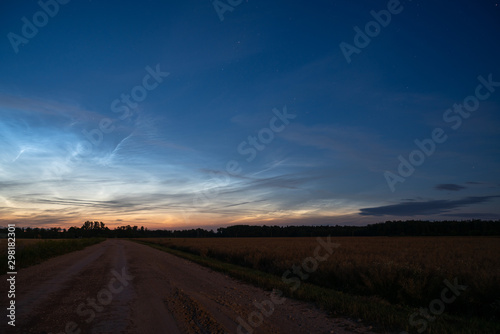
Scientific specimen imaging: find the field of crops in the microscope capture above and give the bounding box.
[138,237,500,319]
[0,238,105,273]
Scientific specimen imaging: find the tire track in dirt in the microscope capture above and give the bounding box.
[163,287,226,334]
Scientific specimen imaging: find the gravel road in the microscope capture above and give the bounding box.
[1,239,377,334]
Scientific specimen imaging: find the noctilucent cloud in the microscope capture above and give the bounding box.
[1,0,499,229]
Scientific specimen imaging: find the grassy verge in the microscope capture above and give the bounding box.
[135,239,500,334]
[0,238,106,273]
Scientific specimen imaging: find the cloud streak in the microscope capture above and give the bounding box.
[434,184,466,191]
[359,196,500,216]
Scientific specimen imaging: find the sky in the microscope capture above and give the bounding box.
[0,0,499,229]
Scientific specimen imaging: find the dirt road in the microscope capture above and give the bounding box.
[1,239,377,334]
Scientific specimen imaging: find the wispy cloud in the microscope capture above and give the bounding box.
[0,93,102,123]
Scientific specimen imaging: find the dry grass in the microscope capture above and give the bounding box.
[0,238,48,257]
[0,238,105,272]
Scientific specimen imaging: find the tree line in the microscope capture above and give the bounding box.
[1,219,499,239]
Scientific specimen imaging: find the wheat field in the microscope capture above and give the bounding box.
[139,236,500,317]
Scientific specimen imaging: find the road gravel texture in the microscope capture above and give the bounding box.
[1,240,378,334]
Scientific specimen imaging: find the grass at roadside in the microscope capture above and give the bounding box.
[0,238,105,273]
[134,238,500,334]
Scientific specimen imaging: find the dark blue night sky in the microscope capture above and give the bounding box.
[1,0,499,228]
